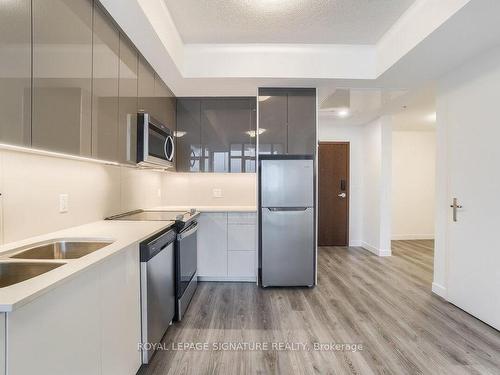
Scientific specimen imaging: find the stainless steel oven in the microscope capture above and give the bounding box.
[137,112,174,169]
[175,220,198,321]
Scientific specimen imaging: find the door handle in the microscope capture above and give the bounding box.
[338,193,346,199]
[450,198,463,222]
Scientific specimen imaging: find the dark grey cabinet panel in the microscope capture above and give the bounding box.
[154,76,176,167]
[32,0,93,156]
[92,3,119,162]
[138,56,155,116]
[258,88,316,156]
[118,34,138,165]
[177,98,256,173]
[287,89,316,155]
[201,98,256,173]
[258,89,287,155]
[0,0,31,146]
[176,99,201,172]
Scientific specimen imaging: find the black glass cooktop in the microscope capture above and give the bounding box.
[107,210,197,222]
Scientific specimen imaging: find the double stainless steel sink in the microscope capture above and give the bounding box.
[0,240,113,288]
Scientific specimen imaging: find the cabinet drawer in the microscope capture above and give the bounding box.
[228,212,256,225]
[228,251,255,278]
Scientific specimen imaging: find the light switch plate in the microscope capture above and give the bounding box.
[212,188,223,198]
[59,194,69,213]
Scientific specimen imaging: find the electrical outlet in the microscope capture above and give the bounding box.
[212,188,223,198]
[59,194,69,213]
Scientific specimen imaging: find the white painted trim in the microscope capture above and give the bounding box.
[198,276,256,283]
[350,240,363,247]
[392,234,435,240]
[361,242,392,257]
[431,282,447,298]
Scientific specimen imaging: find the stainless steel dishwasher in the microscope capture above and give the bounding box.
[140,228,176,364]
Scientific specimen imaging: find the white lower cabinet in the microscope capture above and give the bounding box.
[6,244,141,375]
[100,246,142,375]
[198,212,257,282]
[228,251,255,278]
[197,212,228,278]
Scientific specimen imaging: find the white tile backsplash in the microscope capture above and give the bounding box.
[0,150,163,244]
[162,172,256,207]
[0,150,257,245]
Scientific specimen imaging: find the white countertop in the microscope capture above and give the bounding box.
[0,220,174,312]
[149,205,257,212]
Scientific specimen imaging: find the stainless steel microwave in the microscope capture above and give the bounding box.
[137,112,174,169]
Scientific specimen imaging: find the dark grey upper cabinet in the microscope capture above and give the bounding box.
[92,3,119,162]
[118,34,138,165]
[0,0,31,146]
[176,98,256,173]
[32,0,93,156]
[258,88,316,156]
[258,89,287,155]
[138,56,155,116]
[201,98,256,173]
[176,99,202,172]
[287,89,316,155]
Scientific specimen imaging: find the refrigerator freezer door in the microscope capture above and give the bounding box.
[261,159,314,208]
[261,207,314,286]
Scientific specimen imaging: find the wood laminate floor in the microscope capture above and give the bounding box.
[139,241,500,375]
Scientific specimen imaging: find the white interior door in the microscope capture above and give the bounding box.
[446,61,500,330]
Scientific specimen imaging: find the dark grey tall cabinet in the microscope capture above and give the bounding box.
[258,88,316,156]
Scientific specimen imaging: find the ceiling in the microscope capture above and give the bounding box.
[163,0,416,44]
[319,85,436,130]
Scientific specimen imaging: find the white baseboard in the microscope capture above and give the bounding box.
[392,234,435,240]
[350,240,363,247]
[198,276,256,283]
[361,242,392,257]
[432,282,447,298]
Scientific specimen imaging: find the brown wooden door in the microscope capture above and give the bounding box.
[319,142,349,246]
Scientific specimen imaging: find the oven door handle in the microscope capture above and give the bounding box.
[177,222,198,240]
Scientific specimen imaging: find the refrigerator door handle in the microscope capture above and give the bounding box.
[267,207,309,212]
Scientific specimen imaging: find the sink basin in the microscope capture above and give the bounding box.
[0,262,64,288]
[10,240,113,260]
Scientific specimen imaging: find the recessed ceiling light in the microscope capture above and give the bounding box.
[246,128,266,138]
[426,112,437,123]
[337,108,350,118]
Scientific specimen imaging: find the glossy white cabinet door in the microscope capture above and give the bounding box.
[8,266,101,375]
[228,251,255,278]
[228,224,256,251]
[100,245,141,375]
[197,213,228,277]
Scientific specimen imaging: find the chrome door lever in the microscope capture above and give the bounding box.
[338,193,347,199]
[450,198,463,222]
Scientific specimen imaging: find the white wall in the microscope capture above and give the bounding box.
[318,118,363,246]
[391,131,436,240]
[0,149,164,244]
[162,172,256,208]
[361,117,392,256]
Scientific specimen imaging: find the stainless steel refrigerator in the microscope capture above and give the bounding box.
[259,155,315,287]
